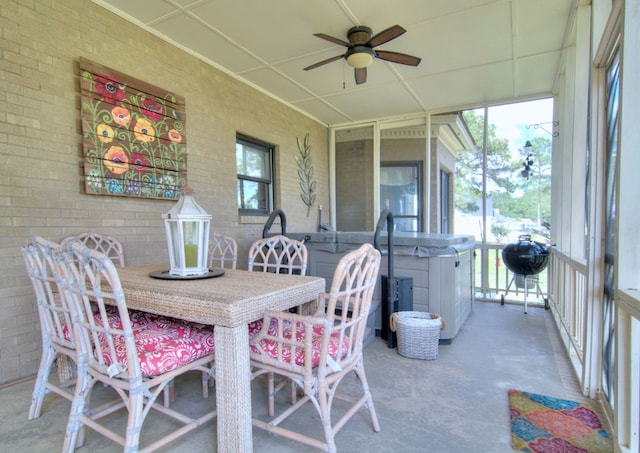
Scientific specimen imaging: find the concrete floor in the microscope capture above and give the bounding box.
[0,301,591,452]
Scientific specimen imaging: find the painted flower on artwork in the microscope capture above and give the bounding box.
[161,173,177,198]
[104,145,129,175]
[95,75,126,105]
[105,178,124,194]
[111,106,131,127]
[129,152,149,172]
[134,118,155,143]
[141,98,163,122]
[124,175,141,196]
[168,129,182,144]
[96,123,114,143]
[86,168,102,191]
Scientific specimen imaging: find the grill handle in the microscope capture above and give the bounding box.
[374,209,394,279]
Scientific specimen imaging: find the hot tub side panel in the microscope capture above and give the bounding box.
[291,232,475,343]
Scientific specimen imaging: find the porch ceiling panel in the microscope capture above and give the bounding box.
[94,0,575,125]
[514,52,562,98]
[412,61,517,112]
[322,83,427,122]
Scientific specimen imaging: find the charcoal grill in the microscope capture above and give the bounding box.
[500,234,549,313]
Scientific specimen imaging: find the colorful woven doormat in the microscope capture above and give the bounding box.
[509,389,613,453]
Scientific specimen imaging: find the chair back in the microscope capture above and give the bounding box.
[320,243,381,363]
[58,241,141,380]
[248,234,308,275]
[21,236,75,352]
[61,232,125,267]
[208,232,238,269]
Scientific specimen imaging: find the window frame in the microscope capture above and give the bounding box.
[236,134,275,216]
[440,168,451,234]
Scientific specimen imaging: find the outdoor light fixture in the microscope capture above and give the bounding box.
[163,185,211,276]
[345,46,375,68]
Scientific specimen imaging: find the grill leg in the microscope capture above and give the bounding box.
[524,276,528,314]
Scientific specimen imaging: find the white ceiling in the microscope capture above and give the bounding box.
[94,0,576,126]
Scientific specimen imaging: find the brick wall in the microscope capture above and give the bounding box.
[0,0,328,384]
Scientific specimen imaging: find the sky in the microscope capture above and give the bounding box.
[487,98,555,154]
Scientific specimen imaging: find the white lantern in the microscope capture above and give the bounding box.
[163,185,211,276]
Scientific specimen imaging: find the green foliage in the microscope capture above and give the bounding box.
[455,110,552,232]
[491,224,510,242]
[455,110,521,213]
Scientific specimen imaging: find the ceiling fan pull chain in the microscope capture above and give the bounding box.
[343,60,346,89]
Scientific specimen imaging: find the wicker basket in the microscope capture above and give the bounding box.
[389,311,445,360]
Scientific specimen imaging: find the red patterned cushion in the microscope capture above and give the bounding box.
[98,319,215,376]
[61,307,170,341]
[247,319,264,336]
[250,318,349,367]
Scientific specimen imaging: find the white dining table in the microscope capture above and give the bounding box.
[117,264,325,452]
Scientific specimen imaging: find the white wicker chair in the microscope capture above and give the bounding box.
[57,241,217,452]
[208,232,237,269]
[247,234,309,413]
[247,234,307,276]
[60,232,185,406]
[22,237,77,420]
[61,232,125,267]
[249,243,381,453]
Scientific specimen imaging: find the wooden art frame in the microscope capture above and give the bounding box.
[79,57,187,200]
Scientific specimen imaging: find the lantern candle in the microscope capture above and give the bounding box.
[184,243,198,267]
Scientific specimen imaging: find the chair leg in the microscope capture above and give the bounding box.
[163,380,175,408]
[201,369,211,399]
[353,362,380,432]
[268,372,275,417]
[28,346,56,420]
[290,379,297,406]
[62,364,90,453]
[163,381,171,408]
[317,384,338,453]
[123,388,145,452]
[207,360,215,390]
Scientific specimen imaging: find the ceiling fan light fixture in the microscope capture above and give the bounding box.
[346,46,375,68]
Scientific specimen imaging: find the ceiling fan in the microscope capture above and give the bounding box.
[304,25,421,85]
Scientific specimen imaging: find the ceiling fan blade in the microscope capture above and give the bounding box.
[304,54,345,71]
[313,33,350,47]
[375,50,422,66]
[355,67,367,85]
[367,25,406,48]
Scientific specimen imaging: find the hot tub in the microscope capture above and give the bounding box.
[288,231,475,343]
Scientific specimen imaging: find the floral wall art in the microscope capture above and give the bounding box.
[79,57,187,200]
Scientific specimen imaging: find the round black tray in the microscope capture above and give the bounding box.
[149,269,225,280]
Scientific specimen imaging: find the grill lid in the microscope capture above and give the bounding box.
[501,234,549,276]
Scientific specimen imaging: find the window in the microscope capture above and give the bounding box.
[380,162,422,232]
[236,135,274,215]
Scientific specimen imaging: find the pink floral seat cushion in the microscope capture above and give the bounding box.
[60,306,175,341]
[247,319,264,337]
[249,318,350,367]
[98,319,215,376]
